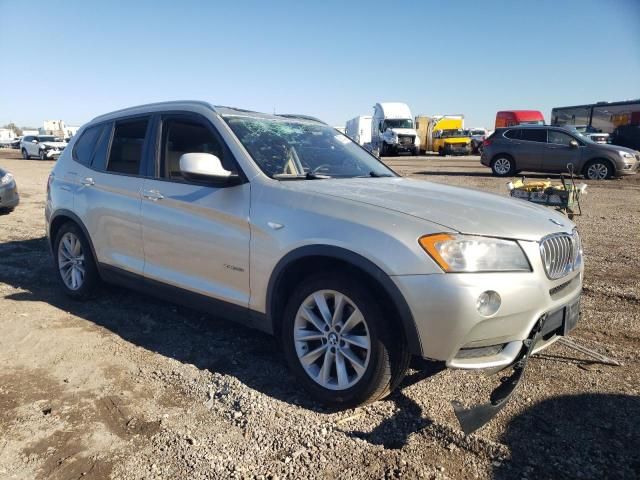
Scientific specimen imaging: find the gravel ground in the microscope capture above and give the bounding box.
[0,148,638,479]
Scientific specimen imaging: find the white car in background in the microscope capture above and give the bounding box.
[468,128,491,153]
[20,135,68,160]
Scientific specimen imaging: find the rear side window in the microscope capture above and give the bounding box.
[72,125,103,166]
[504,129,520,139]
[520,129,547,143]
[107,119,149,175]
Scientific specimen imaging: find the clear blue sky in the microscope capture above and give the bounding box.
[1,0,639,129]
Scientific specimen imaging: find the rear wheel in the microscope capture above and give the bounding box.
[491,156,515,176]
[53,223,100,298]
[281,273,408,407]
[22,149,30,159]
[583,159,612,180]
[39,149,46,160]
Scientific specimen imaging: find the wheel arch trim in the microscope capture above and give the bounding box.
[48,209,100,273]
[266,245,423,355]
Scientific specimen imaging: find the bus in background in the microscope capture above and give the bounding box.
[551,100,640,150]
[495,110,545,129]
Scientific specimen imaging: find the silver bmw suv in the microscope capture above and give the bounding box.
[45,101,583,407]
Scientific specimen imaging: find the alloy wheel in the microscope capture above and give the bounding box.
[293,290,371,390]
[57,232,86,290]
[586,163,608,180]
[493,158,511,175]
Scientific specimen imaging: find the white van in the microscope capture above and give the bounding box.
[371,103,419,156]
[345,116,372,147]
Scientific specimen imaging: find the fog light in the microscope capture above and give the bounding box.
[477,291,501,316]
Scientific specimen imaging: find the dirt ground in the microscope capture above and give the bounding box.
[1,147,639,480]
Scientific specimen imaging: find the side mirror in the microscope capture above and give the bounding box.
[569,140,579,148]
[179,153,240,186]
[32,139,38,143]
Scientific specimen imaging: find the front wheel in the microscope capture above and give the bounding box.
[22,149,30,159]
[281,274,408,407]
[39,149,46,160]
[584,160,612,180]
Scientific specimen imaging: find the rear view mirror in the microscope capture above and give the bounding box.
[569,140,579,148]
[179,153,240,186]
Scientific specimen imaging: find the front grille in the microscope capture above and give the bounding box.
[540,231,581,280]
[398,135,414,146]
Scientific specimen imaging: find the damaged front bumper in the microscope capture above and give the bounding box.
[452,295,580,434]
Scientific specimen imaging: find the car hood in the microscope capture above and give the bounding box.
[41,141,67,148]
[594,142,637,155]
[290,177,574,241]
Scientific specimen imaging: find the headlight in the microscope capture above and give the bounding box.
[618,151,633,159]
[418,233,531,272]
[1,172,14,186]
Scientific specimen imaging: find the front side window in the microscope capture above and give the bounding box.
[107,119,148,175]
[548,130,577,146]
[520,129,547,142]
[161,118,233,181]
[38,136,59,142]
[223,115,395,179]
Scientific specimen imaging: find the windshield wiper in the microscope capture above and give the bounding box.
[272,172,332,180]
[364,171,394,178]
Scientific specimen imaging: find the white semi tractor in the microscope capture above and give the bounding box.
[345,115,372,147]
[371,102,420,156]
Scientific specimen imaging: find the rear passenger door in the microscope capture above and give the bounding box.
[140,113,251,308]
[73,117,151,275]
[517,128,547,171]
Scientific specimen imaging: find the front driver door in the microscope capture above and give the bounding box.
[140,113,251,308]
[543,129,583,173]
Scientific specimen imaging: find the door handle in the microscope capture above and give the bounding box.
[81,177,95,186]
[142,189,164,201]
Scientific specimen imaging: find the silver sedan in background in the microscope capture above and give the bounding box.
[0,167,19,213]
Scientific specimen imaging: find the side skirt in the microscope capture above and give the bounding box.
[98,263,273,335]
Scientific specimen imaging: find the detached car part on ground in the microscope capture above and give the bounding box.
[46,101,584,431]
[0,167,19,212]
[481,125,639,180]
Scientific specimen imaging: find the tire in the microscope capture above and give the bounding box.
[22,149,30,159]
[39,149,46,160]
[53,222,100,299]
[379,142,387,157]
[438,147,445,157]
[412,147,419,156]
[583,159,612,180]
[281,273,408,408]
[490,155,516,177]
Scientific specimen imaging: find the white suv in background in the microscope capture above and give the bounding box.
[45,101,583,409]
[21,134,67,160]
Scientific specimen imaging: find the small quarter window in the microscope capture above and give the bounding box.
[72,125,103,166]
[504,129,520,139]
[107,119,149,175]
